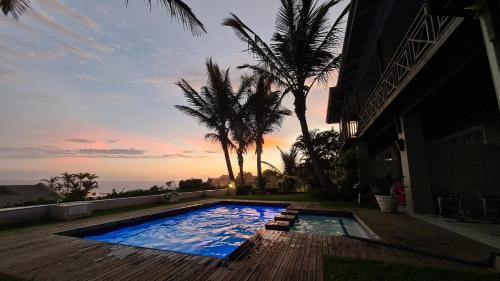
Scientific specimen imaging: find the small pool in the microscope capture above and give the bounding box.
[82,203,284,258]
[291,214,369,238]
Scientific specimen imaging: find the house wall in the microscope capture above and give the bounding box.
[428,144,500,197]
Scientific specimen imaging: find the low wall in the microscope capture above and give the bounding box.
[0,189,227,226]
[89,194,164,211]
[0,204,53,225]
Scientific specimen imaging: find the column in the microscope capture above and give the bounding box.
[356,140,371,185]
[398,109,434,213]
[478,0,500,109]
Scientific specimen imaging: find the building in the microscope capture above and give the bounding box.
[326,0,500,213]
[207,175,231,187]
[0,184,63,208]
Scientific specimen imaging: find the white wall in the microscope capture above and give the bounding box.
[0,189,226,226]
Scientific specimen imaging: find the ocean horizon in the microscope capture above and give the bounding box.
[0,179,176,194]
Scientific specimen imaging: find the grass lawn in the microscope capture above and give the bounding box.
[324,257,498,281]
[220,193,377,209]
[0,272,28,281]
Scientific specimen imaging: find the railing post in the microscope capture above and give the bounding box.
[478,0,500,110]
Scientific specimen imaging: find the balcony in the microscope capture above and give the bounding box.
[356,6,463,136]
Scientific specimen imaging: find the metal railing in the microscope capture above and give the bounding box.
[357,6,460,136]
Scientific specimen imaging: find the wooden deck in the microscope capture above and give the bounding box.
[0,199,495,280]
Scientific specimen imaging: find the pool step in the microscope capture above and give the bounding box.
[281,210,299,216]
[265,220,291,231]
[274,214,297,225]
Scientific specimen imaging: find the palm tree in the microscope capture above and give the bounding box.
[81,174,99,195]
[229,80,254,187]
[41,176,60,191]
[1,0,205,35]
[223,0,349,188]
[262,145,301,192]
[175,58,239,185]
[59,172,74,196]
[278,146,299,176]
[247,76,291,191]
[75,172,89,189]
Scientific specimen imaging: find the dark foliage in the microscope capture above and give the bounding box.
[178,178,215,190]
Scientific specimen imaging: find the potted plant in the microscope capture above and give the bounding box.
[370,176,398,213]
[161,190,179,203]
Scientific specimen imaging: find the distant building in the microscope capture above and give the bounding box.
[208,172,258,187]
[237,172,257,186]
[208,175,231,187]
[0,184,63,208]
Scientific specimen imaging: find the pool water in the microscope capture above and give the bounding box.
[83,204,284,258]
[291,215,369,238]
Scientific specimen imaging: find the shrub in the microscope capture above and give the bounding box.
[178,178,214,190]
[236,185,253,195]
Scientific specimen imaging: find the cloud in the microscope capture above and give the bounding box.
[27,10,113,53]
[0,68,16,82]
[0,146,212,159]
[66,138,97,144]
[72,73,102,81]
[41,0,101,32]
[3,21,101,61]
[107,139,120,143]
[78,148,144,156]
[95,5,132,28]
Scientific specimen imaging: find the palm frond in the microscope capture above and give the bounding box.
[174,105,213,127]
[127,0,206,35]
[223,14,293,88]
[1,0,30,20]
[262,161,282,174]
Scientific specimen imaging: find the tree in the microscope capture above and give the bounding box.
[294,128,341,173]
[278,146,299,176]
[247,76,291,191]
[59,172,74,196]
[41,172,98,201]
[40,176,60,191]
[1,0,205,35]
[262,145,301,192]
[175,59,239,184]
[223,0,349,188]
[229,78,254,187]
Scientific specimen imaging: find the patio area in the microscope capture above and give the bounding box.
[0,198,497,281]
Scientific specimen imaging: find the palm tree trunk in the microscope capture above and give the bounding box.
[221,140,235,183]
[237,151,245,187]
[293,95,332,189]
[256,138,265,191]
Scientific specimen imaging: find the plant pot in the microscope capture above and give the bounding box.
[375,195,398,213]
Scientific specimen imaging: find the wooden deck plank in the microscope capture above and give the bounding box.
[0,198,493,281]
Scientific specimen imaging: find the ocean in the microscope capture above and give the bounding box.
[0,179,177,194]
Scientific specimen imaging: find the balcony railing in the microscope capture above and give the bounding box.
[357,6,462,136]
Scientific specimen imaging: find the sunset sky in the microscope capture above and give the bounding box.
[0,0,342,183]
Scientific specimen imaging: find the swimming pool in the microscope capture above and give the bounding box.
[82,203,285,258]
[291,214,369,238]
